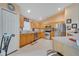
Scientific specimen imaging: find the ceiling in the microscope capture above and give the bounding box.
[18,3,71,21]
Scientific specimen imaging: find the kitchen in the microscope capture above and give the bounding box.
[0,3,79,56]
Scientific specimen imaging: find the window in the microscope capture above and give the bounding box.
[23,19,31,31]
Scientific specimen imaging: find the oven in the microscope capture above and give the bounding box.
[44,31,51,40]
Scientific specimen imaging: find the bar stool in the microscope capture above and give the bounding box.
[0,33,15,56]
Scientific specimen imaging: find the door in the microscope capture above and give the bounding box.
[0,8,2,45]
[2,9,19,54]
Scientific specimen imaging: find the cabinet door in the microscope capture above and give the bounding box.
[20,34,27,47]
[26,34,34,44]
[30,34,34,42]
[38,32,45,39]
[20,16,24,29]
[25,34,30,44]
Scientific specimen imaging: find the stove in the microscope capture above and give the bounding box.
[44,31,51,40]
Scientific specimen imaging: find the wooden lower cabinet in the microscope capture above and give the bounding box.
[51,32,54,37]
[20,33,34,48]
[50,32,54,39]
[38,32,45,39]
[20,32,45,48]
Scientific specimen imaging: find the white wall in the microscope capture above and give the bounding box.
[65,4,79,34]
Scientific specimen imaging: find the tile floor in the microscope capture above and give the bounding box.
[9,39,53,56]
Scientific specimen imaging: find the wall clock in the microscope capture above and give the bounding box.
[8,3,15,11]
[72,23,77,29]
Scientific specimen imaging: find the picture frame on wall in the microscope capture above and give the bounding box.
[8,3,15,11]
[72,24,77,29]
[67,26,71,30]
[66,19,72,24]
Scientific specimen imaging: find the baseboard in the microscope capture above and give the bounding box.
[57,52,64,56]
[7,50,18,56]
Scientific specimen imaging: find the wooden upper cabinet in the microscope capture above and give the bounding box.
[20,16,24,29]
[30,21,43,29]
[30,21,35,28]
[20,17,44,29]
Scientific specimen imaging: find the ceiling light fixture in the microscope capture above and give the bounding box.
[27,9,31,13]
[58,8,61,11]
[39,17,42,20]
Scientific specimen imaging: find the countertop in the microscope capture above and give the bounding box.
[20,30,44,34]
